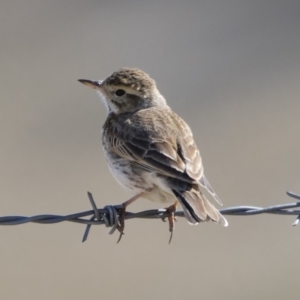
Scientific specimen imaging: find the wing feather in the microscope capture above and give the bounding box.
[104,108,204,187]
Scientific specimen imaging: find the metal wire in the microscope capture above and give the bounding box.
[0,191,299,242]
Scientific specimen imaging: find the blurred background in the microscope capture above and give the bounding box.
[0,0,299,299]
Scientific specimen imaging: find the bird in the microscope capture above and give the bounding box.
[78,68,228,242]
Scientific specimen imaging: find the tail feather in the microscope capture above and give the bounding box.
[172,189,228,226]
[199,174,223,206]
[201,192,228,226]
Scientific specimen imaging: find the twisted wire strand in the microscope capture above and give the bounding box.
[0,191,299,242]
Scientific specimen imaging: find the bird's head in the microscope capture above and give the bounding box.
[79,68,167,114]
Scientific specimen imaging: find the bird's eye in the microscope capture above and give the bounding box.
[115,89,126,96]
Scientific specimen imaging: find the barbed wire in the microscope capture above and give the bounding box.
[1,191,299,242]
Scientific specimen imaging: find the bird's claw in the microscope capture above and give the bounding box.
[164,202,178,244]
[116,204,126,243]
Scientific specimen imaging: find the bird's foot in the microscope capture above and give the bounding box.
[164,201,178,244]
[116,203,126,243]
[116,191,147,243]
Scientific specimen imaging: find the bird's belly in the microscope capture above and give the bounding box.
[106,156,175,203]
[106,157,144,191]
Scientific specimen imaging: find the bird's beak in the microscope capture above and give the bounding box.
[78,79,103,90]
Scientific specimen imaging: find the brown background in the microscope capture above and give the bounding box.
[1,1,300,299]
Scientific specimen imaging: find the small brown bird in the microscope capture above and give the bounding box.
[79,68,228,242]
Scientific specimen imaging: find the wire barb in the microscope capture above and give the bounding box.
[0,191,299,242]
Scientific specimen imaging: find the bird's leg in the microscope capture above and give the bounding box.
[164,201,178,244]
[117,190,149,243]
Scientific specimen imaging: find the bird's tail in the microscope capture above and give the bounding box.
[172,189,228,226]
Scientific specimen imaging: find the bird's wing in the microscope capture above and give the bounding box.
[104,108,203,185]
[105,108,222,205]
